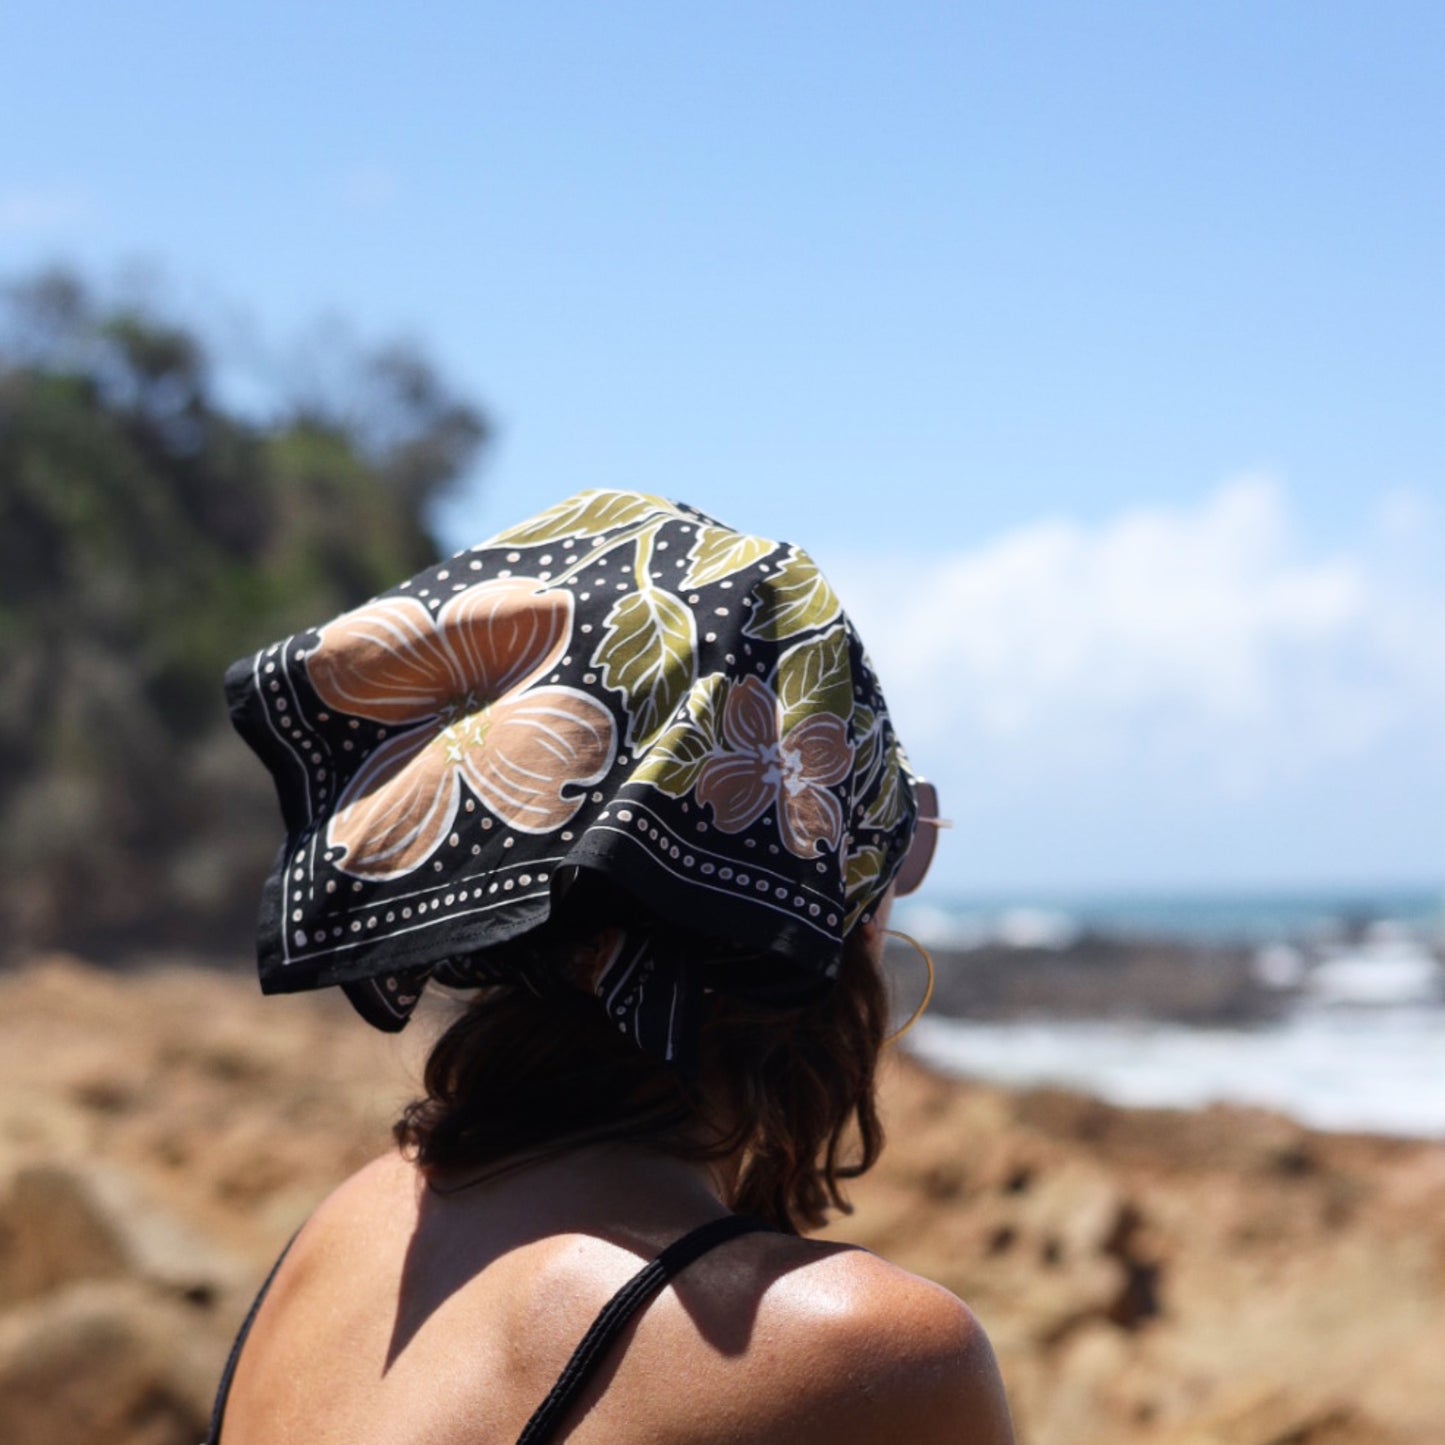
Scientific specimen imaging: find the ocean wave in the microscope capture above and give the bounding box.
[907,1005,1445,1138]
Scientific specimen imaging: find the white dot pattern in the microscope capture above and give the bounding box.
[229,489,913,1053]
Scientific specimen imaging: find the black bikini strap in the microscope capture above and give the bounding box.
[204,1231,299,1445]
[515,1214,773,1445]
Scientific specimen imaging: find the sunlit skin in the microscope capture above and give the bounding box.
[219,897,1015,1445]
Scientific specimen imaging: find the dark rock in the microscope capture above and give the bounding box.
[894,934,1287,1026]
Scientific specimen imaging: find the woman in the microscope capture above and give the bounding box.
[211,490,1014,1444]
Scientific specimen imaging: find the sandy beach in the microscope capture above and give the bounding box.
[1,954,1441,1445]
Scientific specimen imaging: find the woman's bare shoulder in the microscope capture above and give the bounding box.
[740,1242,1015,1445]
[265,1160,1013,1445]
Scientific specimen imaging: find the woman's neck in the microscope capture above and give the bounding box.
[423,1139,736,1230]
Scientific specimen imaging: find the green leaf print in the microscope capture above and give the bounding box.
[861,748,906,832]
[843,844,887,930]
[490,490,676,547]
[845,844,886,900]
[851,702,884,793]
[776,626,854,732]
[689,668,729,743]
[593,539,699,751]
[742,546,842,642]
[630,674,730,797]
[682,526,775,589]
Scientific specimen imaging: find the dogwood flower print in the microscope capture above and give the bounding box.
[695,675,853,858]
[305,578,615,878]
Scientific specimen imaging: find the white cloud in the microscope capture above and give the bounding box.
[0,187,94,235]
[830,478,1445,802]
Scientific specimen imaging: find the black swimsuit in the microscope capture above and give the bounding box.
[205,1213,773,1445]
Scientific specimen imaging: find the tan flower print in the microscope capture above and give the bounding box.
[306,578,615,878]
[695,675,852,858]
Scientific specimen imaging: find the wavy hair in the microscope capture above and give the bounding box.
[393,923,888,1233]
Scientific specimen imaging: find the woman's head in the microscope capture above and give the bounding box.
[394,902,895,1231]
[227,489,933,1226]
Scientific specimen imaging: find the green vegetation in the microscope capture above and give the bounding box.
[0,271,488,960]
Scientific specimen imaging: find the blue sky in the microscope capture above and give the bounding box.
[4,2,1442,892]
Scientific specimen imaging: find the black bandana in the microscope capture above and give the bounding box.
[227,490,918,1064]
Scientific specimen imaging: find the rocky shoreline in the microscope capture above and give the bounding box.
[906,936,1286,1026]
[892,921,1445,1027]
[1,955,1442,1444]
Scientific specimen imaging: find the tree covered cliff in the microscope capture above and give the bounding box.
[0,272,488,960]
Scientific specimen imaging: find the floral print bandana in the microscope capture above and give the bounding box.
[226,490,919,1066]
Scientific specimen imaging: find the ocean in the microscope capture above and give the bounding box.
[893,887,1445,1139]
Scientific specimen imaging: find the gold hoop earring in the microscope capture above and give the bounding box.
[882,929,935,1044]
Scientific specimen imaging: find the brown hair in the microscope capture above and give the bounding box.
[394,925,888,1233]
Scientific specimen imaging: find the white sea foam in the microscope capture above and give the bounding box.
[907,1006,1445,1138]
[992,907,1080,950]
[1254,943,1309,989]
[1306,933,1443,1007]
[900,902,990,950]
